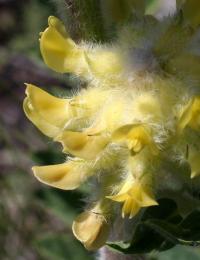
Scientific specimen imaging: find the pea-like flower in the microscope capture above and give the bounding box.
[107,178,158,218]
[23,0,200,251]
[32,159,91,190]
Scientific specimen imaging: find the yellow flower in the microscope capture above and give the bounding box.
[112,124,158,155]
[32,160,89,190]
[23,83,74,138]
[55,130,110,160]
[40,16,88,75]
[178,97,200,131]
[23,8,200,250]
[40,16,122,80]
[107,179,158,218]
[72,205,109,250]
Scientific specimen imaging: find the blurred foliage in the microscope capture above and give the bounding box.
[0,0,200,259]
[0,0,94,259]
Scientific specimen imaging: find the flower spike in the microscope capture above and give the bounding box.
[23,8,200,250]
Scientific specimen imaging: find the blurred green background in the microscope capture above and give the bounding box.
[0,0,200,259]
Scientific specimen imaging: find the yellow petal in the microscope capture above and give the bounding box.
[128,139,143,153]
[188,151,200,178]
[40,16,88,75]
[188,98,200,130]
[84,222,109,251]
[112,124,157,154]
[176,0,200,28]
[106,180,132,202]
[23,98,59,138]
[107,179,139,203]
[56,130,110,160]
[128,182,143,201]
[25,84,72,125]
[122,197,133,218]
[140,190,158,207]
[178,96,200,131]
[178,98,195,131]
[32,160,88,190]
[72,212,100,243]
[106,193,128,202]
[107,180,158,218]
[119,125,150,151]
[130,183,158,207]
[129,201,140,219]
[72,211,109,251]
[23,84,72,138]
[40,16,124,80]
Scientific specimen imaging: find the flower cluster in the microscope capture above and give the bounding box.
[24,0,200,250]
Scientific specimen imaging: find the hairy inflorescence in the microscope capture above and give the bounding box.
[23,0,200,251]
